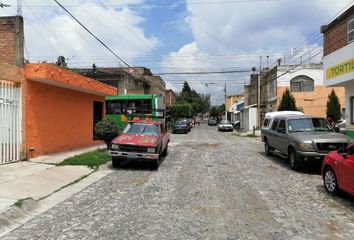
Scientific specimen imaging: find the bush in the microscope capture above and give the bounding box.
[95,118,122,148]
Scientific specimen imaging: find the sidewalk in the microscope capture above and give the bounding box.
[0,144,113,238]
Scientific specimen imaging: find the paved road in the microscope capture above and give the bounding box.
[3,125,354,240]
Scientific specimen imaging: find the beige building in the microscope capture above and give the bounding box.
[266,64,345,117]
[165,89,176,108]
[226,94,243,112]
[239,63,345,130]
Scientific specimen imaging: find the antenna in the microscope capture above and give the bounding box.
[17,0,22,16]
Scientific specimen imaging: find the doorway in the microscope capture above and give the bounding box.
[93,101,103,140]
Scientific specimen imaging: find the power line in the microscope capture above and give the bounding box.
[53,0,131,68]
[156,69,251,75]
[218,30,352,101]
[12,0,280,8]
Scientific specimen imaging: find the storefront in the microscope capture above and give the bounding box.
[323,42,354,137]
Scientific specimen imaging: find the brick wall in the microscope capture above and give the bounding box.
[0,16,24,66]
[323,11,354,56]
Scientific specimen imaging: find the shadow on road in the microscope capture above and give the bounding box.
[108,156,167,171]
[315,184,354,205]
[258,151,322,175]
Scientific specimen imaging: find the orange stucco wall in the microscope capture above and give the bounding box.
[276,86,345,117]
[26,80,105,157]
[25,64,117,96]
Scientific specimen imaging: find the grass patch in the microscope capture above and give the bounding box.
[56,149,111,169]
[14,197,33,208]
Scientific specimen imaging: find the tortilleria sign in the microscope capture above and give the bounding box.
[326,58,354,80]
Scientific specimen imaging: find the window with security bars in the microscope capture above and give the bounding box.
[348,18,354,43]
[290,75,314,92]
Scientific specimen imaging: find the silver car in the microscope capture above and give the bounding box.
[217,120,233,132]
[262,115,352,170]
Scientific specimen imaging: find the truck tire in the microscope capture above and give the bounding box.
[289,149,303,171]
[112,157,121,168]
[151,157,159,170]
[162,145,168,156]
[264,140,273,156]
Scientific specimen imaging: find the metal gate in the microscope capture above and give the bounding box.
[0,81,22,164]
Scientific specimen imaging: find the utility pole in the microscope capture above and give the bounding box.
[224,82,227,121]
[258,57,262,128]
[17,0,22,16]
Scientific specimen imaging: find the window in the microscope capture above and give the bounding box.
[271,119,279,131]
[348,18,354,43]
[262,118,270,128]
[278,120,286,132]
[290,75,314,92]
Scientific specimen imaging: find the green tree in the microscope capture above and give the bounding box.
[326,89,342,121]
[95,118,122,149]
[174,81,210,116]
[171,103,192,120]
[278,88,298,111]
[209,105,224,118]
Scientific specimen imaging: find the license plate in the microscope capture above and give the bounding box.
[127,153,137,159]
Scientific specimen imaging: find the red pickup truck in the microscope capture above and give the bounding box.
[109,119,170,169]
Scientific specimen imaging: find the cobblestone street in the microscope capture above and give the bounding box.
[3,125,354,240]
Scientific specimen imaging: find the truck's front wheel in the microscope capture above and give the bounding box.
[112,157,121,168]
[151,157,159,170]
[289,149,303,171]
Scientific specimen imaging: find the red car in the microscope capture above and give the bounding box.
[109,119,170,169]
[322,143,354,196]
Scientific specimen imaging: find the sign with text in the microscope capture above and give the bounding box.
[326,58,354,80]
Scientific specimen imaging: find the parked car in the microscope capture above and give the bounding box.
[208,118,217,126]
[177,118,192,131]
[261,111,304,142]
[261,114,352,170]
[173,121,189,134]
[109,120,170,169]
[217,120,233,132]
[322,144,354,196]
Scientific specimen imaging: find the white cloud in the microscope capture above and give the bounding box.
[161,0,352,104]
[1,0,159,67]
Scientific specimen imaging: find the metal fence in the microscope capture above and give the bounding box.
[0,81,22,164]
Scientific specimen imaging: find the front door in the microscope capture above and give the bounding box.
[0,81,22,164]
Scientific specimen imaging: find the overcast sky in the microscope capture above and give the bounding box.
[1,0,353,104]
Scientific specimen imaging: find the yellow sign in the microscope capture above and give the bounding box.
[326,58,354,79]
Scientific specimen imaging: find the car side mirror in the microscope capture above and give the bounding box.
[334,127,340,132]
[337,148,348,159]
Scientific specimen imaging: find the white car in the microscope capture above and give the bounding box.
[217,120,233,132]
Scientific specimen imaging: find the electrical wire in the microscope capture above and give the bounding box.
[53,0,130,67]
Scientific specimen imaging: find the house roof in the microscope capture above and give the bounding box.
[321,4,354,33]
[24,64,117,97]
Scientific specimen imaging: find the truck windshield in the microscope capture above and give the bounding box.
[123,123,159,136]
[288,118,332,133]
